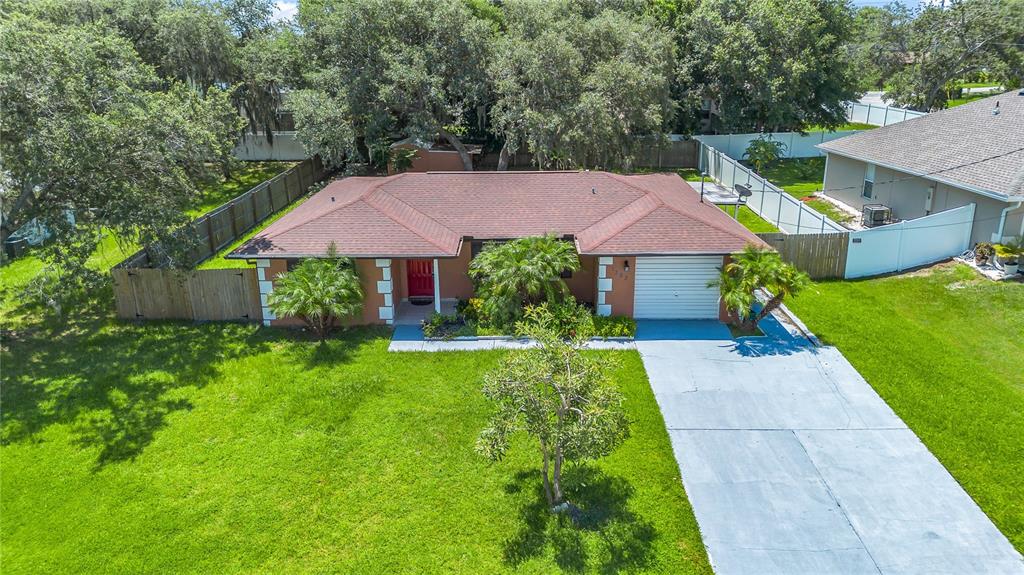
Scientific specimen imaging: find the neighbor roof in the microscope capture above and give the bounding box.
[230,171,767,259]
[818,90,1024,200]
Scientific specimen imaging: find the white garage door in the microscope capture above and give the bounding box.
[633,256,722,319]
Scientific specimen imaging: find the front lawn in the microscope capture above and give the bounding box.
[786,264,1024,552]
[1,319,711,574]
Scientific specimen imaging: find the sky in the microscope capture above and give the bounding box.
[271,1,298,22]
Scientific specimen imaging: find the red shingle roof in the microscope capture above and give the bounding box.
[230,171,767,259]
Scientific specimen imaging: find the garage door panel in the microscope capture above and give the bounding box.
[634,256,722,319]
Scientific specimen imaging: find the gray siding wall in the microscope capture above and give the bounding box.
[822,153,1017,245]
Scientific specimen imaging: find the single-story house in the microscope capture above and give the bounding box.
[387,138,483,174]
[818,90,1024,244]
[229,171,768,326]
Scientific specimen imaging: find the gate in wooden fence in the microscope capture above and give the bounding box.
[112,268,261,321]
[757,232,850,280]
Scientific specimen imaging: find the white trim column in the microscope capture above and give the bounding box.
[256,259,275,326]
[432,258,441,314]
[375,259,394,325]
[596,256,613,316]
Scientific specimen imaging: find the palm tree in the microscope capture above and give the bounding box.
[713,245,810,331]
[267,252,364,342]
[468,235,581,327]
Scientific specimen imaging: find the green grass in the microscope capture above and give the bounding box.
[957,82,1001,89]
[197,185,313,270]
[1,319,712,574]
[946,93,991,108]
[786,264,1024,552]
[717,204,779,233]
[189,162,296,218]
[758,158,854,224]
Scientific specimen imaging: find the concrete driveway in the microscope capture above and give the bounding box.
[637,319,1023,575]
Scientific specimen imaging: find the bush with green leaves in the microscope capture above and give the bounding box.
[421,313,468,340]
[592,315,637,338]
[743,135,788,173]
[468,235,581,328]
[712,245,810,331]
[267,253,363,341]
[515,300,595,339]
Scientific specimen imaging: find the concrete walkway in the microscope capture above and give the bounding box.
[637,319,1023,575]
[388,325,634,352]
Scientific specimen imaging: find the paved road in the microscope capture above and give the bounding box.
[637,320,1023,575]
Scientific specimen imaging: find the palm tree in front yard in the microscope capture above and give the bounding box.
[468,234,581,327]
[268,249,363,342]
[715,245,810,331]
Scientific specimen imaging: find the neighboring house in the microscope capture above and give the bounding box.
[229,171,767,326]
[818,90,1024,244]
[387,138,483,174]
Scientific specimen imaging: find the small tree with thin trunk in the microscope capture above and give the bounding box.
[714,245,810,331]
[267,248,363,342]
[476,321,630,512]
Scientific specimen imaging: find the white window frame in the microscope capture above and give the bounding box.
[862,164,876,199]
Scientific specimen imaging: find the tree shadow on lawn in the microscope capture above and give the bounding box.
[503,465,657,574]
[1,317,353,466]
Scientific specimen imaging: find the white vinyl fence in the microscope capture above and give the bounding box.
[845,204,975,279]
[844,102,926,127]
[233,132,309,161]
[699,144,846,235]
[695,131,862,160]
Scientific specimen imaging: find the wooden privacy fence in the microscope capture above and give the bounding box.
[118,156,327,269]
[112,268,262,321]
[757,232,850,280]
[112,156,331,322]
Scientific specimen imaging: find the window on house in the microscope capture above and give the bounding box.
[862,164,876,199]
[560,269,573,279]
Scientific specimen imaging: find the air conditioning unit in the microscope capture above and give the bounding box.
[862,204,891,228]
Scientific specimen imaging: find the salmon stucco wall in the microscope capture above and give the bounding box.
[388,145,467,174]
[565,255,597,305]
[601,256,635,317]
[266,258,387,327]
[437,249,475,300]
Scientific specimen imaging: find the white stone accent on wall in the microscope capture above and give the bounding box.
[258,269,275,326]
[596,258,614,316]
[376,262,394,325]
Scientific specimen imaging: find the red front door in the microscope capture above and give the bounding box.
[407,259,434,297]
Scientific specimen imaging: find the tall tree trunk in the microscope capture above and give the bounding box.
[439,129,474,171]
[497,141,512,171]
[752,293,785,328]
[552,443,564,506]
[539,437,554,507]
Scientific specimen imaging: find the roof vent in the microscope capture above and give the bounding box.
[591,187,596,194]
[993,101,1000,116]
[331,196,336,202]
